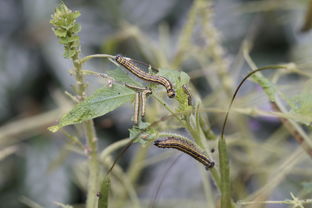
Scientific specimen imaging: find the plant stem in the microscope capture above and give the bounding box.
[100,138,132,160]
[73,56,99,208]
[85,119,98,208]
[153,93,222,195]
[80,54,115,64]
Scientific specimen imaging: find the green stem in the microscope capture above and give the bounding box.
[153,93,222,196]
[152,94,185,125]
[73,59,86,98]
[157,132,190,140]
[85,120,98,208]
[100,138,132,161]
[72,55,99,208]
[218,138,231,208]
[80,54,115,64]
[184,114,222,197]
[184,116,203,147]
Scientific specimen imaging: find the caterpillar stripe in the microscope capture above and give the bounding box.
[115,55,175,98]
[154,137,214,170]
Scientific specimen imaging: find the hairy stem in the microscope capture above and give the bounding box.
[73,56,99,208]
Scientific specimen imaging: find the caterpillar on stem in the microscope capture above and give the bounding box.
[115,55,175,98]
[125,84,152,124]
[154,136,214,170]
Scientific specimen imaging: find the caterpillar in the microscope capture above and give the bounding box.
[182,84,192,106]
[141,88,152,117]
[115,55,175,98]
[154,137,214,170]
[125,84,152,124]
[133,92,140,124]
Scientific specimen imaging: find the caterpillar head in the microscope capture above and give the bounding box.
[205,161,215,170]
[167,89,175,98]
[115,54,122,62]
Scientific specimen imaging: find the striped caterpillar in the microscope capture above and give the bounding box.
[182,84,192,106]
[115,55,175,98]
[125,84,152,124]
[154,137,214,170]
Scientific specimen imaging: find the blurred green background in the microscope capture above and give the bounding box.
[0,0,311,208]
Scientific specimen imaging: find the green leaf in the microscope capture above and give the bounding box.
[179,71,191,86]
[63,49,76,58]
[53,28,67,37]
[71,39,80,48]
[175,87,189,112]
[48,125,60,133]
[287,80,312,125]
[106,68,142,86]
[157,68,190,88]
[49,84,135,132]
[63,46,79,58]
[129,122,155,144]
[251,73,277,102]
[72,23,81,33]
[98,176,110,208]
[59,35,79,44]
[157,68,191,111]
[72,11,81,19]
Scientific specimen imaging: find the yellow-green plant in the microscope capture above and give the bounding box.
[48,2,312,208]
